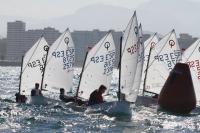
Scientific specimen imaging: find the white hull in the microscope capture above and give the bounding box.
[28,96,49,105]
[86,101,132,116]
[135,95,158,107]
[63,101,133,117]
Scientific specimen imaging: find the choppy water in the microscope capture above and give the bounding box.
[0,66,200,133]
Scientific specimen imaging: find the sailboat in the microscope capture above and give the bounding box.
[19,36,49,104]
[128,23,144,102]
[143,29,182,95]
[135,33,159,106]
[139,33,159,91]
[106,11,141,116]
[182,39,200,103]
[76,30,115,103]
[42,29,75,97]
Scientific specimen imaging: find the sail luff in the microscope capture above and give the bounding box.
[118,36,123,101]
[143,46,153,95]
[40,47,49,91]
[76,52,88,97]
[19,56,24,94]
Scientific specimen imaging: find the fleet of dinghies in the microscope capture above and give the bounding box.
[16,10,200,115]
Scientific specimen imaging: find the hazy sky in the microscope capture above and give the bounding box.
[0,0,200,37]
[0,0,150,19]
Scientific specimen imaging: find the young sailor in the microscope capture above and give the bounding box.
[59,88,86,106]
[15,93,27,103]
[88,85,107,106]
[59,88,75,102]
[31,83,42,96]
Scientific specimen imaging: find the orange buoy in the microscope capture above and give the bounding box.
[158,63,196,114]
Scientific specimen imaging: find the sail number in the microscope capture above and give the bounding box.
[127,44,139,55]
[186,60,200,79]
[27,54,47,73]
[154,50,182,70]
[90,51,115,75]
[52,48,75,70]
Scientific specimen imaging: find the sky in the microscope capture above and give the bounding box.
[0,0,200,37]
[0,0,150,19]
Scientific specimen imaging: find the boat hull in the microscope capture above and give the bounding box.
[29,96,49,105]
[135,95,158,107]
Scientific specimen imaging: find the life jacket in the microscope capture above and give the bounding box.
[31,89,41,96]
[59,95,75,103]
[88,90,103,105]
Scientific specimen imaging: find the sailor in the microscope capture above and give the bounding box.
[117,92,126,101]
[59,88,87,106]
[31,83,42,96]
[15,93,27,103]
[59,88,75,102]
[88,85,107,106]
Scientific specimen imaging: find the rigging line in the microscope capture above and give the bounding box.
[21,36,43,74]
[83,31,111,71]
[46,29,69,65]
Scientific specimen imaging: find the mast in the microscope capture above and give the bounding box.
[40,46,49,91]
[19,56,24,95]
[118,36,123,101]
[75,51,88,97]
[142,46,153,95]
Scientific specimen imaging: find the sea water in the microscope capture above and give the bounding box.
[0,66,199,132]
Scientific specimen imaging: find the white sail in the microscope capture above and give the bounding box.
[145,30,182,94]
[140,33,159,90]
[182,39,200,101]
[20,37,49,95]
[43,29,75,94]
[78,31,115,100]
[127,23,144,102]
[120,12,139,102]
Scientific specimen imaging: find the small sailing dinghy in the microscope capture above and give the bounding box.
[18,36,49,104]
[74,31,116,112]
[136,30,182,107]
[107,11,141,116]
[139,33,159,91]
[135,33,159,106]
[142,30,182,96]
[182,39,200,103]
[42,29,75,98]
